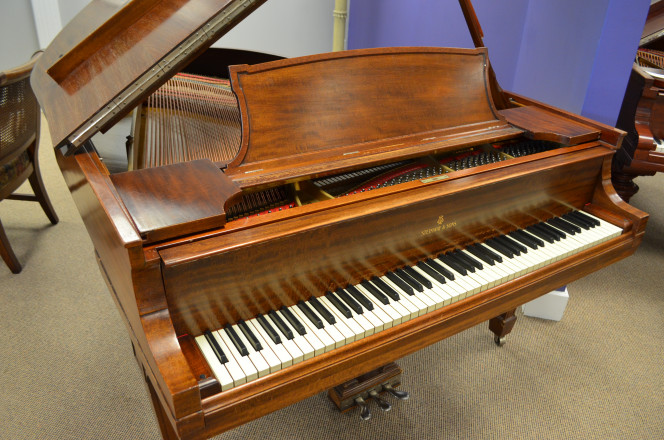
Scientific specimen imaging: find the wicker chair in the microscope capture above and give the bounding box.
[0,55,58,273]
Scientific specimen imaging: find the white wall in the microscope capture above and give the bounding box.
[55,0,336,58]
[213,0,336,57]
[0,1,40,71]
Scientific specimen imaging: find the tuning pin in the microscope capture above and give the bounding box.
[354,396,371,421]
[383,384,409,401]
[368,390,392,412]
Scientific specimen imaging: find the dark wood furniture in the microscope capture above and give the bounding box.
[0,54,58,273]
[613,2,664,201]
[30,0,647,438]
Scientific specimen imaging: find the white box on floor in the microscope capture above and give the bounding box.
[522,286,569,321]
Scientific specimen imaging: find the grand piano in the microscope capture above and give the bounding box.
[613,1,664,201]
[31,0,648,439]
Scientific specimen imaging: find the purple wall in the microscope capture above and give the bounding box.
[347,0,528,90]
[581,0,651,125]
[348,0,650,125]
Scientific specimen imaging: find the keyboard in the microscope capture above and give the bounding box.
[195,210,622,391]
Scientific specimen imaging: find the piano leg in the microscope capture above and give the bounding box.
[328,363,407,420]
[145,375,180,440]
[611,170,640,202]
[489,308,517,346]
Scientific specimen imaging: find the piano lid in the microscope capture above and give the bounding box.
[31,0,268,151]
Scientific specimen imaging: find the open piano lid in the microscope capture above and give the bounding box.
[32,0,519,172]
[31,0,269,152]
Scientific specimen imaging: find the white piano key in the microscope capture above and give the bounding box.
[195,335,234,391]
[217,329,258,383]
[211,330,247,387]
[291,306,336,353]
[284,306,325,356]
[277,310,316,360]
[245,319,284,373]
[320,296,366,340]
[231,323,270,378]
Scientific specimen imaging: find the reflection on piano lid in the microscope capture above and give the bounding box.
[30,0,648,438]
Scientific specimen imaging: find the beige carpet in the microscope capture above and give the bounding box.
[0,120,662,439]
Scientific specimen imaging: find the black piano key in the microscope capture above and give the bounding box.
[438,254,467,276]
[538,221,565,239]
[346,284,375,310]
[257,314,281,345]
[268,310,294,340]
[562,212,591,230]
[238,320,263,352]
[475,243,503,263]
[224,325,249,356]
[297,301,324,329]
[530,223,560,241]
[416,261,447,284]
[309,296,336,325]
[525,225,555,243]
[493,235,522,255]
[446,252,475,272]
[516,229,544,247]
[336,288,365,314]
[280,307,307,336]
[326,291,353,319]
[204,330,228,364]
[395,268,424,292]
[466,245,496,265]
[509,231,539,250]
[485,239,514,258]
[549,217,580,234]
[371,276,401,301]
[360,280,390,305]
[402,266,433,289]
[498,235,527,254]
[454,250,483,270]
[385,271,414,295]
[572,210,600,226]
[425,258,455,280]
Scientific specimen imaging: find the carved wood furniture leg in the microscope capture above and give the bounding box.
[328,362,408,420]
[28,142,59,225]
[611,170,640,202]
[489,308,517,346]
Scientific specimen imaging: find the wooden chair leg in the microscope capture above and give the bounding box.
[27,148,58,225]
[0,218,22,273]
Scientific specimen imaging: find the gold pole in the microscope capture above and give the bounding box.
[333,0,348,51]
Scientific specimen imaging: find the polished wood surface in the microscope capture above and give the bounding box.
[111,159,242,243]
[225,47,518,188]
[31,0,268,149]
[30,1,649,439]
[499,106,600,145]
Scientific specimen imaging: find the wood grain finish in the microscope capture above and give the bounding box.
[225,47,514,187]
[111,159,242,243]
[31,0,268,149]
[161,147,610,336]
[499,106,600,145]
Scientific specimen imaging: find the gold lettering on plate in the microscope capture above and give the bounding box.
[421,216,457,236]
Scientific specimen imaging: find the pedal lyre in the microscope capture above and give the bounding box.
[328,362,409,420]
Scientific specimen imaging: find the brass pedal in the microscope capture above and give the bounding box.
[328,363,409,420]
